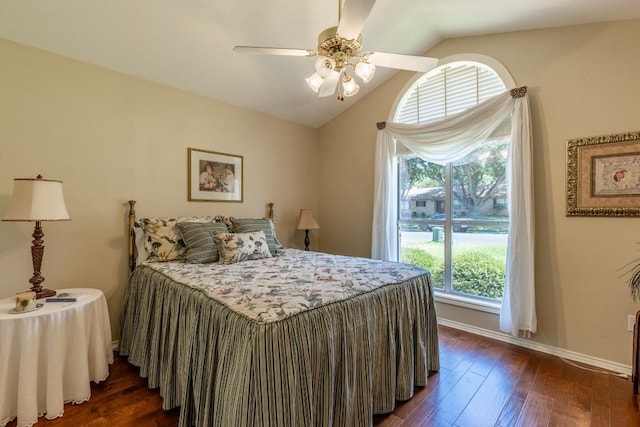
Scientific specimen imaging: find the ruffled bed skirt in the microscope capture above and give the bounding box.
[119,266,439,426]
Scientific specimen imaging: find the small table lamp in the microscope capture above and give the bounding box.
[3,175,71,298]
[296,208,319,251]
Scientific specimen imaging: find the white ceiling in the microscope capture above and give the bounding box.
[1,0,640,128]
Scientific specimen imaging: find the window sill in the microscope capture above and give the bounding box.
[433,291,501,314]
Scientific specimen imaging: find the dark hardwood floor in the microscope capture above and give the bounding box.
[7,325,640,426]
[374,326,640,427]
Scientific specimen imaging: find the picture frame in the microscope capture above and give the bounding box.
[188,148,243,202]
[566,130,640,216]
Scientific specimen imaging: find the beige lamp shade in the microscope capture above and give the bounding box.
[296,208,319,230]
[3,176,71,221]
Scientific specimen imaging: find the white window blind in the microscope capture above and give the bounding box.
[395,62,506,125]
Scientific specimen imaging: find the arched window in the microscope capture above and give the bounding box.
[374,55,535,335]
[394,59,510,304]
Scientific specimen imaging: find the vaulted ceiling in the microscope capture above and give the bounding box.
[1,0,640,128]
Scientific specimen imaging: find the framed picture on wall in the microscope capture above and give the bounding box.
[566,130,640,216]
[188,148,243,202]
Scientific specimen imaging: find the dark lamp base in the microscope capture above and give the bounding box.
[304,229,311,251]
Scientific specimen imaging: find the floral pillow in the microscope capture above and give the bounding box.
[133,223,149,265]
[139,216,215,262]
[214,230,273,265]
[214,215,234,233]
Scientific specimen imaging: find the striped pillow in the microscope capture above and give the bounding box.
[176,222,229,264]
[139,216,216,262]
[230,218,283,255]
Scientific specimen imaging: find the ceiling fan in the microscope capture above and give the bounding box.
[233,0,438,101]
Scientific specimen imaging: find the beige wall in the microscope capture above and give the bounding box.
[3,19,640,368]
[0,39,320,339]
[318,20,640,366]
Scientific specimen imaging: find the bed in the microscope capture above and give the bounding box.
[118,201,439,426]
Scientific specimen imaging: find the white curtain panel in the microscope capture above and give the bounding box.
[372,89,536,337]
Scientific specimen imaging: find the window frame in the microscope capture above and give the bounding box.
[391,54,516,310]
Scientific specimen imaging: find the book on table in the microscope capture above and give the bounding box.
[45,292,87,303]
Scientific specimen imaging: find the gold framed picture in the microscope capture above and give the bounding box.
[566,131,640,216]
[188,148,243,202]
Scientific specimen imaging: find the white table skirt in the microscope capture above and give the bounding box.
[0,288,113,427]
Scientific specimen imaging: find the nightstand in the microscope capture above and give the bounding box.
[0,288,113,427]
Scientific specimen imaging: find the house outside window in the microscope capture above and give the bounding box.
[395,61,509,304]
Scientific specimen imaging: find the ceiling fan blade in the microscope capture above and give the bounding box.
[367,52,438,72]
[318,71,340,97]
[337,0,376,40]
[233,46,316,57]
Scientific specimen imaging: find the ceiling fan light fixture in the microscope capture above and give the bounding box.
[315,56,336,78]
[235,1,437,101]
[305,73,324,93]
[355,60,376,83]
[341,73,359,97]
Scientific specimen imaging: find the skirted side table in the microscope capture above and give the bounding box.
[0,288,113,427]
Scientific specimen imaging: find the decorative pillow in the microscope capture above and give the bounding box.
[214,215,234,233]
[139,216,215,262]
[268,218,284,250]
[133,224,149,265]
[214,231,273,265]
[176,222,229,264]
[230,218,283,255]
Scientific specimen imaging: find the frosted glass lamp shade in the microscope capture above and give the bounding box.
[315,56,336,78]
[3,177,70,221]
[355,61,376,83]
[341,74,360,97]
[305,73,325,93]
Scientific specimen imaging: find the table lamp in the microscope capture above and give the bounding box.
[296,208,319,251]
[3,175,70,298]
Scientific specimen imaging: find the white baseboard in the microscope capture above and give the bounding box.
[112,340,119,351]
[437,318,632,377]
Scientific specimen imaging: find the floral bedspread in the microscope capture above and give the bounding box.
[142,248,429,323]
